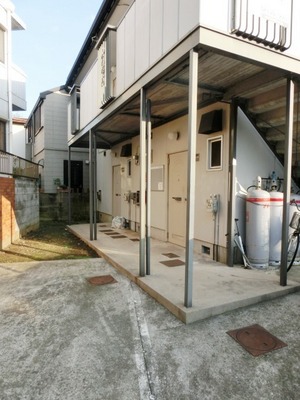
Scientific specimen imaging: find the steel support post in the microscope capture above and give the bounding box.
[68,146,72,225]
[146,99,152,275]
[89,129,94,240]
[139,88,147,277]
[227,100,238,266]
[93,133,97,240]
[280,78,295,286]
[184,49,198,308]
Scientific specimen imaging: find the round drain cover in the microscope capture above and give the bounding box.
[236,326,277,351]
[87,275,117,285]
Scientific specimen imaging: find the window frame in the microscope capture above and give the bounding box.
[207,135,223,171]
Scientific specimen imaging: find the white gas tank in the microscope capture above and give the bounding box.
[246,187,270,268]
[269,190,283,266]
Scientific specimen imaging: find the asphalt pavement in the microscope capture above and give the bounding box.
[0,258,299,400]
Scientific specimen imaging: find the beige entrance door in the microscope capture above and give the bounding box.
[112,165,121,216]
[168,151,187,247]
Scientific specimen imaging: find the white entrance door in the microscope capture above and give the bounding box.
[112,165,121,216]
[168,151,187,247]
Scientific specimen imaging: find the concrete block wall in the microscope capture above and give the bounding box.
[15,178,39,236]
[0,177,16,250]
[0,177,39,250]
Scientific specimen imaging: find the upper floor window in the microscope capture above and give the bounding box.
[70,85,80,134]
[26,119,33,144]
[33,105,42,134]
[26,102,43,141]
[0,27,5,63]
[97,27,116,108]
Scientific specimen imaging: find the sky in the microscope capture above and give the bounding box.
[12,0,104,118]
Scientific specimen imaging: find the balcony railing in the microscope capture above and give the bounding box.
[0,150,39,180]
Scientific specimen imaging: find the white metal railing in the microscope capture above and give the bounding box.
[0,150,39,179]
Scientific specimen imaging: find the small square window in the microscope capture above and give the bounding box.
[207,136,222,170]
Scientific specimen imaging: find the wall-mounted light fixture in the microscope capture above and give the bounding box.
[133,153,139,165]
[168,131,180,141]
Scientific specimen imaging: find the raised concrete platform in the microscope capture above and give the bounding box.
[68,223,300,323]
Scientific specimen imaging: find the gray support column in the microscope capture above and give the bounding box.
[93,134,97,240]
[89,129,94,240]
[280,78,295,286]
[146,99,152,275]
[139,88,146,277]
[227,100,238,267]
[184,49,198,308]
[68,146,72,225]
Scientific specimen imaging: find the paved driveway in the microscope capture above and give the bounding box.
[0,259,299,399]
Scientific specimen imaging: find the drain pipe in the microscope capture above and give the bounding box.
[139,88,146,277]
[146,99,152,275]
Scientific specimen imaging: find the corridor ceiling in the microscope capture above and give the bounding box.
[71,47,300,168]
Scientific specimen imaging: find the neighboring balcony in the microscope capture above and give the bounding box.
[12,64,26,111]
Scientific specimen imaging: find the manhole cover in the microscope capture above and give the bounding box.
[130,238,140,242]
[227,324,287,356]
[111,235,127,239]
[87,275,117,286]
[162,253,180,258]
[100,229,114,232]
[160,259,185,267]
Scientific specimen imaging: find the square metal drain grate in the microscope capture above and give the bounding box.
[100,229,114,232]
[130,238,140,242]
[227,324,287,356]
[87,275,117,286]
[162,253,180,258]
[160,259,185,267]
[111,235,127,239]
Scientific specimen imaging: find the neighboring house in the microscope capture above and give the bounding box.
[0,0,26,153]
[25,87,89,194]
[66,0,300,301]
[11,117,26,158]
[0,1,39,250]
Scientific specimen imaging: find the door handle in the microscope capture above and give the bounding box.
[172,196,182,201]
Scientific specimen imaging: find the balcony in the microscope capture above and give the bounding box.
[0,150,39,180]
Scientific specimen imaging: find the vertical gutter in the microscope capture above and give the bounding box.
[6,5,12,153]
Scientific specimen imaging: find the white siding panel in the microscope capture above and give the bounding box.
[149,0,163,65]
[162,0,179,53]
[124,3,136,88]
[116,21,125,94]
[80,61,99,128]
[135,0,150,79]
[179,0,200,38]
[199,0,230,32]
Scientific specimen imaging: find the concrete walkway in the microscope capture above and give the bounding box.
[68,223,300,323]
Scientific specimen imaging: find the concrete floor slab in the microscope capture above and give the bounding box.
[68,224,300,323]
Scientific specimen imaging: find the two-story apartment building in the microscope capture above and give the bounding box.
[0,0,39,250]
[66,0,300,304]
[26,86,89,194]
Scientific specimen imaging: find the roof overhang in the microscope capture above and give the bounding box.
[69,26,300,158]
